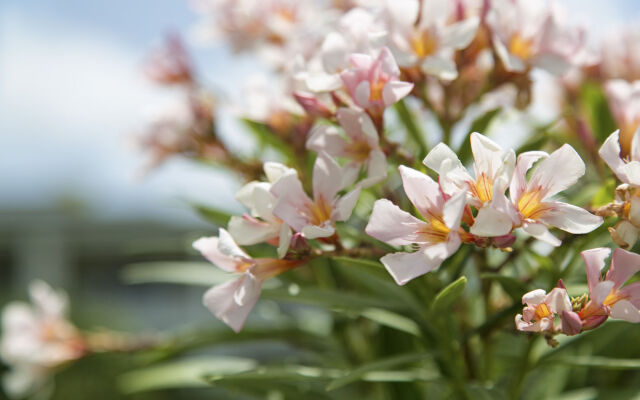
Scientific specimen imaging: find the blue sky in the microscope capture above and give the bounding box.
[1,0,639,225]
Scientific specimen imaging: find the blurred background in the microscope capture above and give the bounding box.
[2,0,640,398]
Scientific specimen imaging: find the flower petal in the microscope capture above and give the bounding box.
[228,216,280,246]
[545,287,571,313]
[522,289,546,306]
[610,299,640,323]
[592,280,615,307]
[306,125,348,155]
[470,205,513,237]
[442,191,466,230]
[607,247,640,289]
[522,222,561,246]
[510,151,548,203]
[277,225,292,259]
[301,223,335,239]
[365,199,429,245]
[421,56,458,81]
[382,80,414,106]
[202,273,262,333]
[599,130,628,183]
[354,81,371,108]
[581,247,611,293]
[537,201,602,234]
[313,152,344,201]
[398,165,443,219]
[528,144,585,199]
[335,186,361,221]
[440,17,479,49]
[380,249,442,285]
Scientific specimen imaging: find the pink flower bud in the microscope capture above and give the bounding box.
[560,310,582,336]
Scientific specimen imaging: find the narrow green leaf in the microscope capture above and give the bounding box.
[118,356,257,394]
[430,276,467,312]
[360,308,422,337]
[326,352,435,391]
[481,273,528,301]
[261,287,406,311]
[121,261,229,286]
[555,356,640,370]
[242,118,295,161]
[394,100,428,158]
[192,203,233,226]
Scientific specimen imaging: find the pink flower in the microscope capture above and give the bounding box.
[306,108,387,187]
[424,132,515,237]
[1,281,85,397]
[270,152,361,239]
[340,47,414,111]
[579,248,640,324]
[509,145,602,246]
[515,288,572,332]
[488,0,591,75]
[228,162,296,258]
[603,80,640,159]
[384,0,480,80]
[365,166,467,285]
[194,229,302,332]
[144,34,193,86]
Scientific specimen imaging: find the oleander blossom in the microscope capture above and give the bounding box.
[228,162,296,258]
[366,166,467,285]
[488,0,591,75]
[340,47,414,112]
[0,281,85,397]
[384,0,480,80]
[578,248,640,325]
[424,132,515,237]
[515,287,572,333]
[194,229,303,332]
[270,152,361,239]
[306,108,387,188]
[603,81,640,159]
[509,144,603,246]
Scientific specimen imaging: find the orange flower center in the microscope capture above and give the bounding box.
[534,303,551,320]
[470,173,494,203]
[410,30,438,59]
[369,78,386,101]
[308,195,333,226]
[517,188,548,220]
[603,289,629,307]
[418,214,451,243]
[345,140,372,162]
[509,34,534,61]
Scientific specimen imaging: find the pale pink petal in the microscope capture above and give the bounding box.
[321,32,348,73]
[622,161,640,186]
[380,249,442,285]
[619,281,640,308]
[349,53,373,70]
[442,191,466,230]
[263,162,296,183]
[423,143,463,175]
[545,288,572,313]
[354,81,371,108]
[271,174,312,232]
[610,299,640,323]
[424,233,461,261]
[360,149,387,187]
[382,81,414,106]
[305,72,343,92]
[537,201,603,234]
[610,220,639,249]
[592,281,615,307]
[522,222,561,246]
[522,289,546,306]
[470,206,513,237]
[528,144,585,199]
[515,314,541,332]
[581,247,610,293]
[365,199,430,245]
[235,181,270,213]
[301,223,335,239]
[440,17,479,50]
[398,165,443,219]
[510,151,548,203]
[421,56,458,81]
[228,216,279,246]
[313,152,344,201]
[378,47,400,76]
[336,108,367,141]
[599,130,628,183]
[334,186,361,221]
[193,235,246,273]
[277,225,292,259]
[607,248,640,288]
[470,132,507,181]
[306,125,349,156]
[202,273,262,333]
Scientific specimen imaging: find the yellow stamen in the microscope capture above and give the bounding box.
[517,188,548,220]
[308,196,333,226]
[410,30,438,58]
[369,78,386,101]
[419,215,451,243]
[603,289,628,307]
[345,140,372,162]
[509,34,534,61]
[471,173,494,203]
[534,303,551,320]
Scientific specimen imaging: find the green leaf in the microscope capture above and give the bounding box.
[360,308,421,337]
[430,276,467,312]
[326,352,435,391]
[242,118,295,161]
[458,108,501,164]
[579,82,617,143]
[481,273,528,301]
[261,286,406,311]
[118,356,257,394]
[554,356,640,370]
[394,99,428,158]
[121,261,229,286]
[192,203,233,226]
